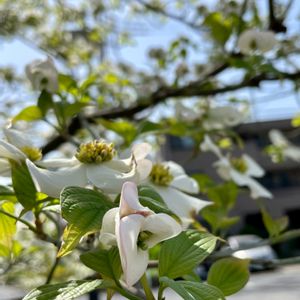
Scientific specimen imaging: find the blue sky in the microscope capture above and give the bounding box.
[1,1,300,121]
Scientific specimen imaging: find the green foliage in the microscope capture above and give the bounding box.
[160,277,225,300]
[201,182,240,234]
[37,90,53,116]
[23,279,112,300]
[58,187,114,256]
[138,185,180,222]
[207,182,238,210]
[261,207,289,238]
[0,185,16,202]
[0,201,16,256]
[13,105,43,123]
[292,114,300,127]
[204,12,233,45]
[100,119,137,146]
[207,257,250,296]
[192,174,215,194]
[58,74,77,93]
[159,230,218,278]
[80,246,122,281]
[10,161,37,209]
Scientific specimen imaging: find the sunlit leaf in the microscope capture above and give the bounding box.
[13,106,43,123]
[23,279,113,300]
[159,230,218,278]
[0,201,16,256]
[58,187,114,256]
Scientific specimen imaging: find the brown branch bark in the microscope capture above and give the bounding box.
[42,69,300,154]
[268,0,287,33]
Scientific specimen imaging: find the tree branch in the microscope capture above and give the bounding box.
[268,0,287,33]
[136,0,201,31]
[42,68,300,154]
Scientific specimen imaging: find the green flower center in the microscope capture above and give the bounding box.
[137,231,153,250]
[230,157,248,173]
[150,164,173,186]
[21,146,42,161]
[75,140,116,164]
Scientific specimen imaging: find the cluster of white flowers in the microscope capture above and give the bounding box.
[201,135,272,199]
[0,126,211,285]
[175,102,248,130]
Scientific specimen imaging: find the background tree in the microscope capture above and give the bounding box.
[1,0,300,299]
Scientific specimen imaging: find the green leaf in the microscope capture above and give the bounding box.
[59,187,114,256]
[23,279,112,300]
[0,201,16,254]
[138,185,165,204]
[13,105,43,123]
[58,74,77,93]
[138,121,163,134]
[160,277,225,300]
[64,102,88,117]
[0,244,9,257]
[0,185,15,196]
[207,182,238,210]
[0,185,16,202]
[192,174,215,194]
[261,207,289,237]
[204,12,232,45]
[80,246,122,280]
[207,257,250,296]
[99,119,137,146]
[58,224,83,257]
[159,230,218,278]
[37,90,53,116]
[201,205,240,233]
[292,114,300,127]
[138,185,181,222]
[11,161,37,209]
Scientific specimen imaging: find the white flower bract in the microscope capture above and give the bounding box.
[25,56,58,93]
[148,161,210,226]
[201,135,272,199]
[26,143,153,198]
[238,29,277,55]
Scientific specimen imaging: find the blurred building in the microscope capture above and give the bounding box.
[162,119,300,254]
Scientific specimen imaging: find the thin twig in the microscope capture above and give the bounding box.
[45,255,61,284]
[0,209,37,233]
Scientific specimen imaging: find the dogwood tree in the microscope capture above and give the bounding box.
[1,1,300,299]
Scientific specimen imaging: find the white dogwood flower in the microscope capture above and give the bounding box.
[203,106,248,130]
[238,29,277,55]
[25,56,58,93]
[0,128,42,165]
[175,102,205,122]
[200,136,271,199]
[100,182,181,286]
[147,161,210,226]
[26,142,152,198]
[214,154,272,199]
[269,129,300,162]
[175,102,247,129]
